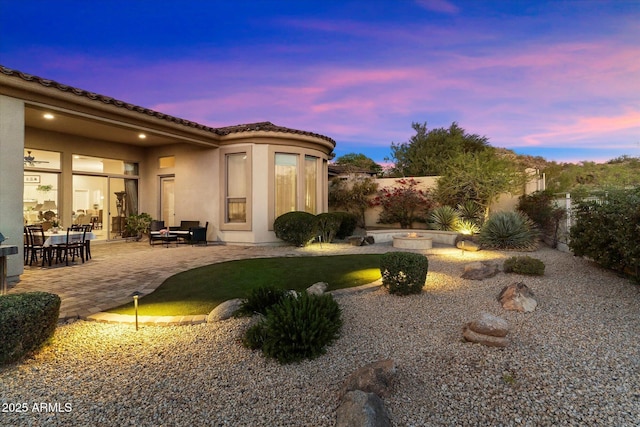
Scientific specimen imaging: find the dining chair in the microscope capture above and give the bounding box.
[26,225,49,266]
[82,224,93,259]
[23,227,29,265]
[55,227,85,266]
[149,220,165,245]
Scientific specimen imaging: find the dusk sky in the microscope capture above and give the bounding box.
[1,0,638,164]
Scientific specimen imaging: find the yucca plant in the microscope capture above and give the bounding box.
[429,206,460,231]
[457,200,483,225]
[479,211,539,250]
[454,218,480,235]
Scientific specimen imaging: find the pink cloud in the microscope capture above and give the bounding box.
[521,110,640,148]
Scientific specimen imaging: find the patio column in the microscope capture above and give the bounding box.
[0,95,26,281]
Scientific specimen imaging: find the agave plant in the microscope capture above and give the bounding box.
[479,211,539,250]
[429,206,460,231]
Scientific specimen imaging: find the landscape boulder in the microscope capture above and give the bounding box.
[206,298,243,322]
[461,262,499,280]
[498,282,537,312]
[335,390,391,427]
[456,240,480,252]
[348,236,375,246]
[463,312,510,348]
[462,327,509,348]
[306,281,328,295]
[340,359,396,399]
[467,312,510,337]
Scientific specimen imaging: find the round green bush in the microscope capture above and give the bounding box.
[503,256,545,275]
[274,211,319,246]
[246,292,342,364]
[0,292,60,365]
[479,211,539,250]
[316,212,342,243]
[380,252,429,295]
[333,211,358,239]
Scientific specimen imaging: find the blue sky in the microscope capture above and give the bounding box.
[1,0,638,164]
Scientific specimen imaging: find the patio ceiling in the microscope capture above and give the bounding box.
[25,104,211,147]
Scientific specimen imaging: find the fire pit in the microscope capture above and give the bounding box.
[392,233,433,249]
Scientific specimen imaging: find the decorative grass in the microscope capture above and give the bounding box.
[107,254,382,316]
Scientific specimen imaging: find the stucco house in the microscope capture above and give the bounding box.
[0,66,336,281]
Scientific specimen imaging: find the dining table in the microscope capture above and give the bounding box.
[43,230,96,247]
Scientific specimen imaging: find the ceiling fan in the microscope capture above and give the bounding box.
[24,151,49,167]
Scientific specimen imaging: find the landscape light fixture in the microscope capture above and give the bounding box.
[130,291,142,331]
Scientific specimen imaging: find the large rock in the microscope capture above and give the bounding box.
[456,240,480,252]
[462,326,509,348]
[467,312,510,337]
[306,281,328,295]
[340,359,396,398]
[349,236,365,246]
[461,262,499,280]
[498,282,537,312]
[335,390,391,427]
[348,236,375,246]
[206,298,243,322]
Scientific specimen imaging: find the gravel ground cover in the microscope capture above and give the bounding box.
[1,246,639,426]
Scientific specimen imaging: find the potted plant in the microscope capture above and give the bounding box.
[124,213,153,241]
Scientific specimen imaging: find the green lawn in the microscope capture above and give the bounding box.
[108,254,382,316]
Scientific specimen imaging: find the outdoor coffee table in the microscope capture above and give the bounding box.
[160,232,179,247]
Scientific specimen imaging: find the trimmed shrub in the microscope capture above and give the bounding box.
[333,211,358,239]
[517,190,565,248]
[1,292,60,365]
[503,256,546,275]
[245,293,343,364]
[429,206,460,231]
[479,211,539,251]
[274,211,318,246]
[569,188,640,279]
[380,252,429,295]
[237,285,288,316]
[316,212,342,243]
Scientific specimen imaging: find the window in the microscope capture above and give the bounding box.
[226,153,247,222]
[304,155,318,213]
[275,153,297,218]
[159,156,175,168]
[73,155,139,176]
[24,149,61,170]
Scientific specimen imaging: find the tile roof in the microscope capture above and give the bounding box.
[0,65,335,145]
[214,121,335,143]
